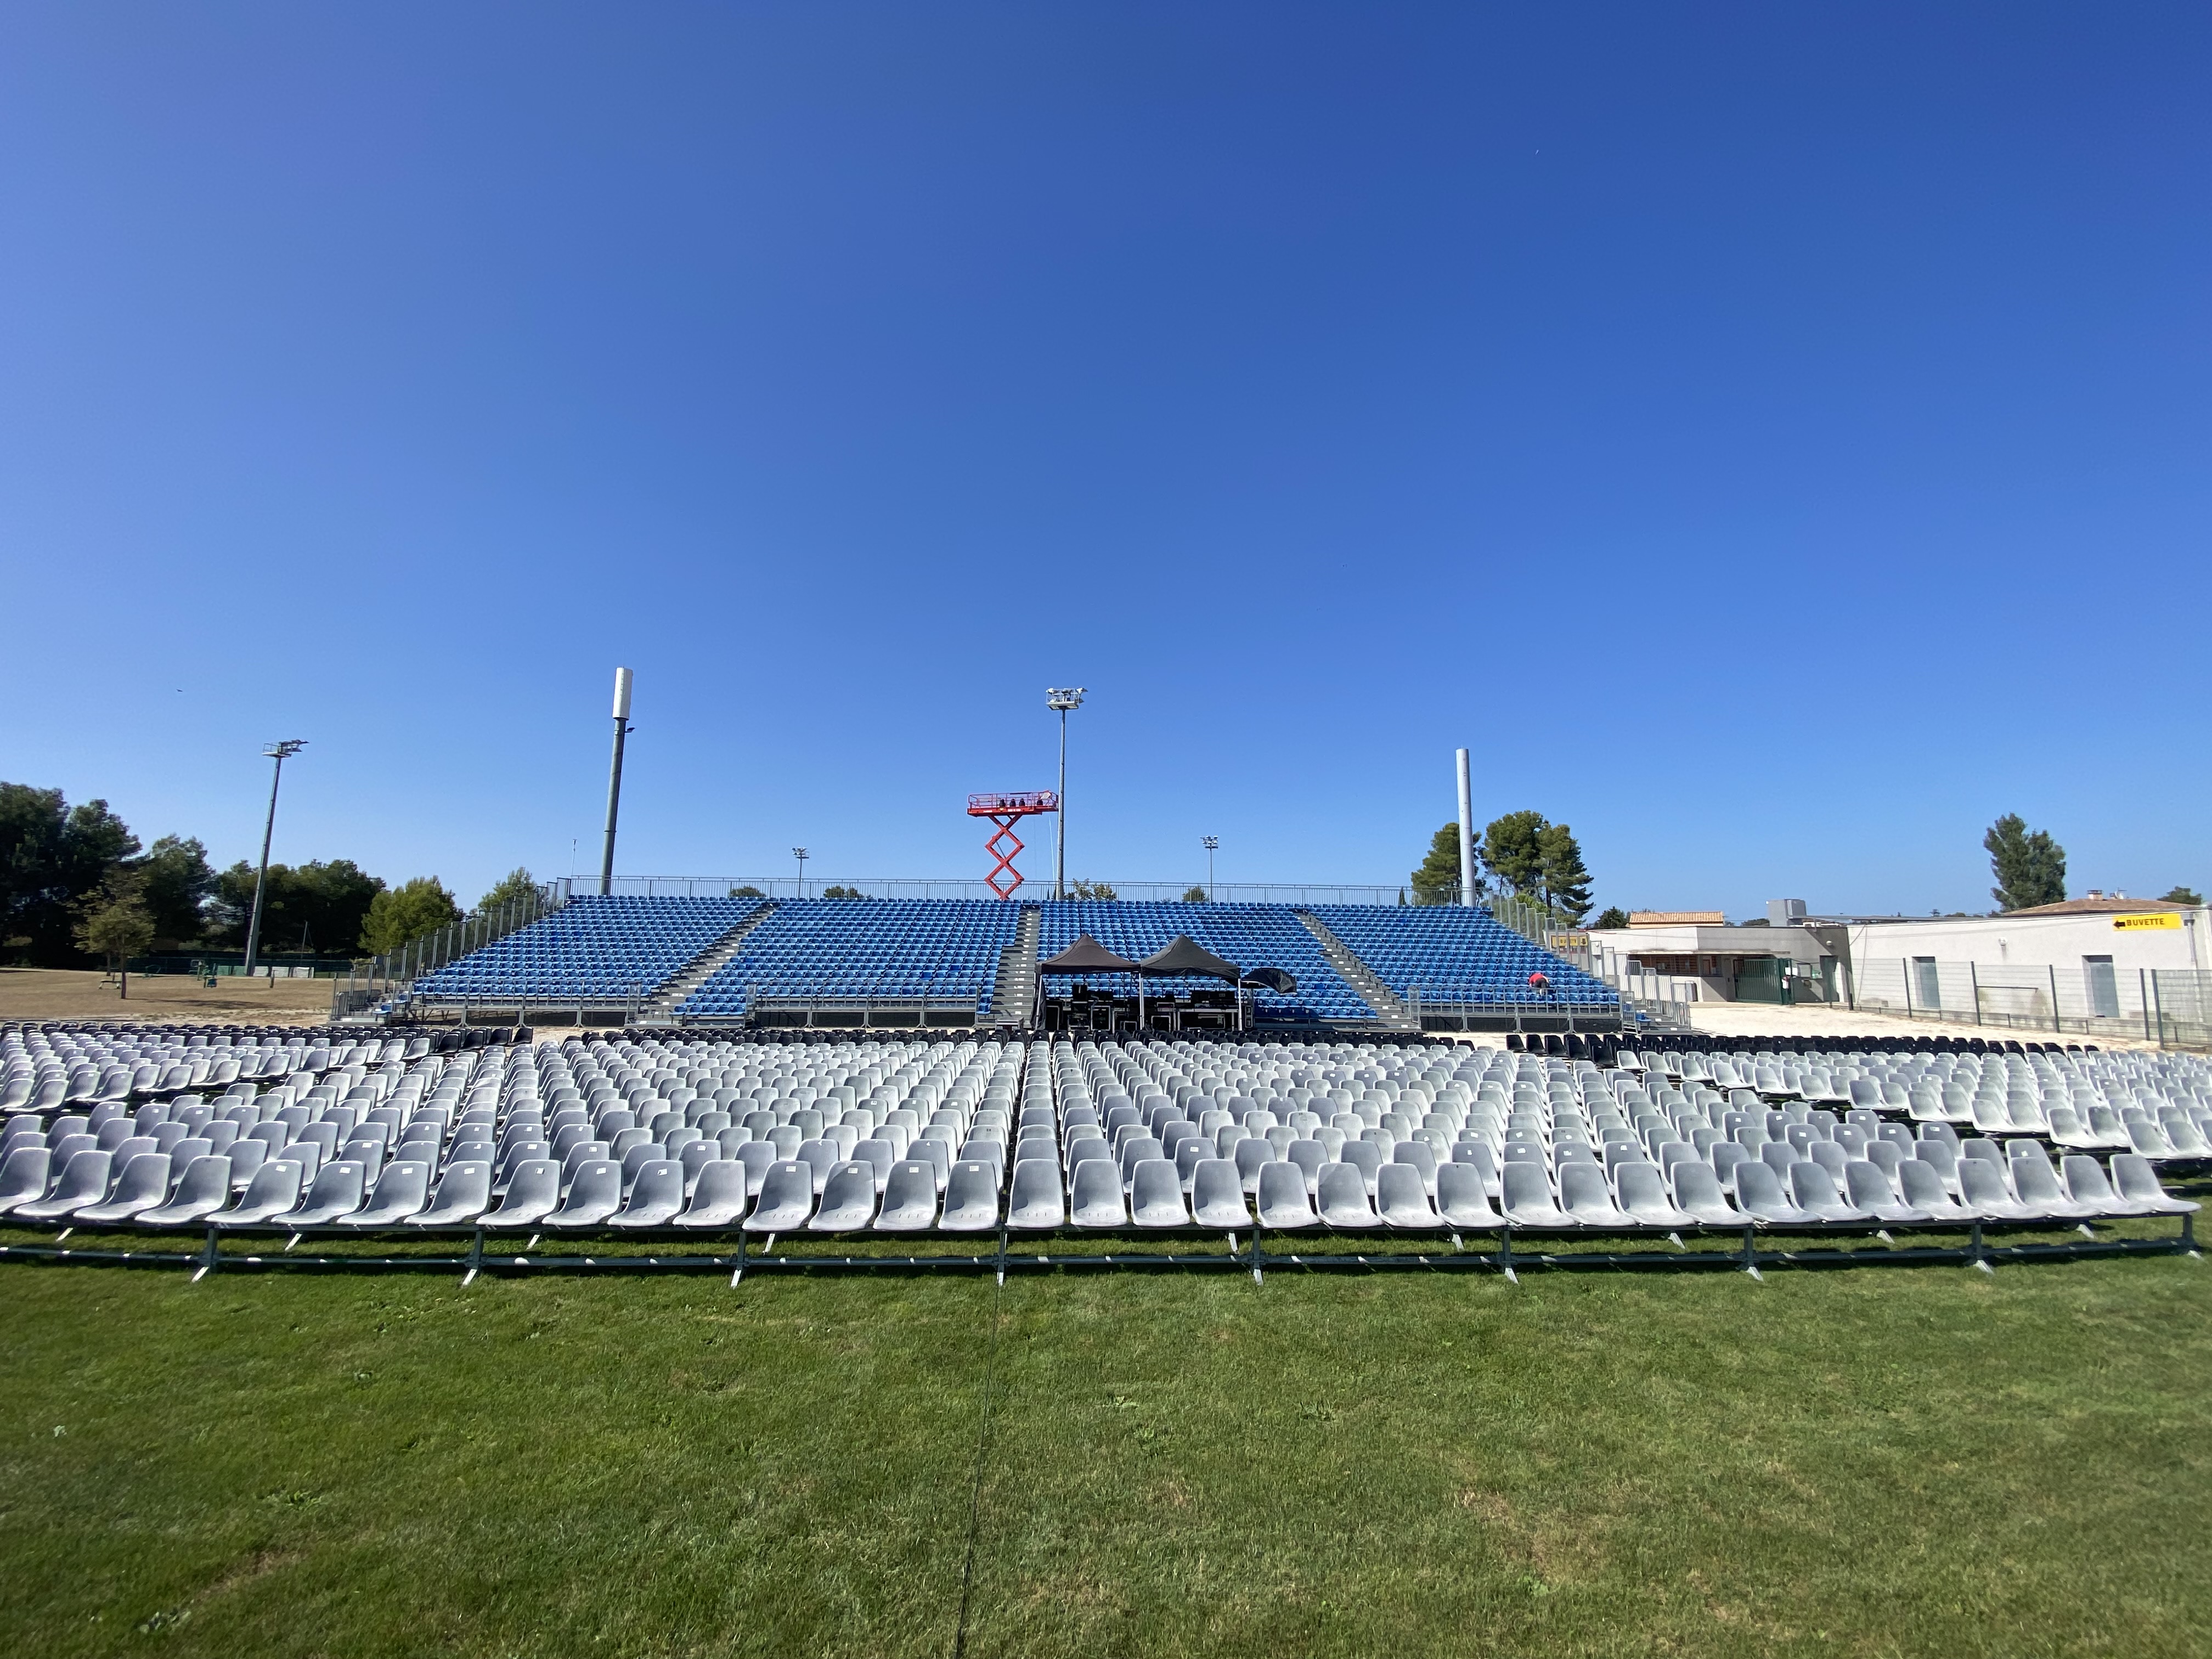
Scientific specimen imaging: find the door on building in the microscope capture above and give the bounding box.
[2083,955,2119,1019]
[1913,957,1941,1012]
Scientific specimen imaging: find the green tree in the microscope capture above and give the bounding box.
[1182,885,1209,903]
[0,783,140,964]
[474,867,540,915]
[210,860,385,956]
[2162,885,2203,907]
[729,885,765,899]
[129,835,215,947]
[359,877,462,956]
[820,885,867,900]
[1478,810,1548,899]
[1593,905,1629,930]
[1535,822,1593,923]
[1409,824,1463,905]
[1984,814,2067,911]
[1069,879,1118,901]
[73,871,156,998]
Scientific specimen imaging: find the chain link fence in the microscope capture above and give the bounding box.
[1844,957,2212,1049]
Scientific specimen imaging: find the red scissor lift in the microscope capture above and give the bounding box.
[967,791,1059,899]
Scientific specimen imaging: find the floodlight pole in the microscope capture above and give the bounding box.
[793,847,809,900]
[1203,836,1218,902]
[242,740,306,976]
[598,668,635,896]
[1455,747,1476,907]
[1047,687,1085,899]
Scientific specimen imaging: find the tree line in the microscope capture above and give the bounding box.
[1411,811,1593,921]
[1,782,539,969]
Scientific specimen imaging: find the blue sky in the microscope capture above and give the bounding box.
[3,3,2205,917]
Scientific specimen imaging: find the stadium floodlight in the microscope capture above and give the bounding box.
[241,740,307,977]
[1202,836,1218,902]
[599,668,635,896]
[793,847,809,900]
[1455,748,1476,907]
[1046,687,1085,899]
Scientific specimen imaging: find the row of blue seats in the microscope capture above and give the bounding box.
[682,901,1023,1018]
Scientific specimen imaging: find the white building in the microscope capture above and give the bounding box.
[1583,895,2210,1042]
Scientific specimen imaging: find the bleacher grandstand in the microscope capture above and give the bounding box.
[391,894,1621,1031]
[1310,905,1614,1007]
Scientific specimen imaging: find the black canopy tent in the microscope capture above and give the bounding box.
[1038,933,1297,1032]
[1037,935,1144,975]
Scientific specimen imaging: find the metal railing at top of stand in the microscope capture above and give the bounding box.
[560,876,1480,906]
[1403,991,1625,1034]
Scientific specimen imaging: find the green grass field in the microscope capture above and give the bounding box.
[3,1250,2209,1658]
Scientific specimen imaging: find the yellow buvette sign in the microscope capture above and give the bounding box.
[2112,913,2182,931]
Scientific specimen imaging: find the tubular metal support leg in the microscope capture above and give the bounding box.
[1499,1225,1516,1284]
[1741,1226,1761,1281]
[192,1224,219,1283]
[731,1229,746,1286]
[1970,1220,1993,1275]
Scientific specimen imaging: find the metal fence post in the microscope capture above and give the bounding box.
[2152,972,2166,1049]
[2142,968,2153,1043]
[1902,959,1912,1019]
[2047,963,2061,1034]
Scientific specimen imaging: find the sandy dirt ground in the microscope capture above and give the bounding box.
[1681,999,2161,1051]
[0,969,335,1026]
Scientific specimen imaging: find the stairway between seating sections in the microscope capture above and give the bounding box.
[1296,911,1418,1029]
[646,902,781,1022]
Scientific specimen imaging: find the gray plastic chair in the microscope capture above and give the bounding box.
[76,1152,176,1224]
[1731,1160,1814,1226]
[1376,1161,1440,1229]
[285,1160,368,1226]
[1317,1161,1377,1228]
[1255,1160,1317,1228]
[1556,1163,1621,1227]
[1614,1163,1689,1227]
[1668,1163,1736,1224]
[15,1150,114,1222]
[336,1159,431,1228]
[1956,1155,2032,1221]
[2112,1154,2198,1214]
[1129,1159,1188,1227]
[1284,1138,1327,1195]
[481,1160,561,1228]
[1232,1136,1273,1195]
[873,1161,939,1232]
[605,1159,685,1228]
[1896,1159,1968,1220]
[2006,1149,2096,1220]
[805,1163,878,1232]
[2057,1155,2131,1217]
[547,1160,625,1228]
[1498,1161,1565,1226]
[743,1161,816,1233]
[671,1160,748,1227]
[1843,1159,1926,1223]
[139,1155,235,1226]
[1433,1162,1497,1227]
[216,1159,307,1227]
[1788,1162,1868,1222]
[407,1162,493,1228]
[939,1161,999,1232]
[1338,1138,1384,1196]
[1068,1157,1126,1228]
[1189,1159,1250,1228]
[1006,1158,1064,1230]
